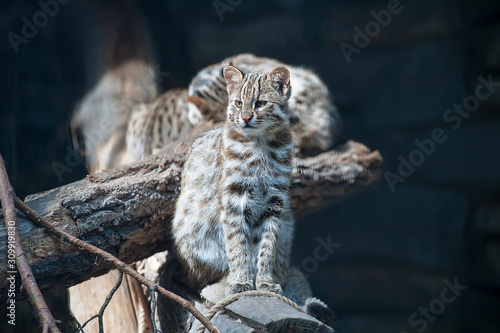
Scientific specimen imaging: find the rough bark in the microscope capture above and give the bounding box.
[0,125,381,301]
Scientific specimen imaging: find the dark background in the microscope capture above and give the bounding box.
[2,0,500,332]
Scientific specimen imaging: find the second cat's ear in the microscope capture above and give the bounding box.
[187,96,205,125]
[187,96,208,115]
[267,66,290,96]
[223,65,243,95]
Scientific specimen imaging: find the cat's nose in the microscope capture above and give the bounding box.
[241,115,253,123]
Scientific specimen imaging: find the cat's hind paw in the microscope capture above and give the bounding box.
[225,282,253,297]
[257,282,283,294]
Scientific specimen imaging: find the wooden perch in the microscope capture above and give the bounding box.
[189,284,335,333]
[197,296,333,333]
[0,125,381,300]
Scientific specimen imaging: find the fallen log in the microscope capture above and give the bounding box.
[0,127,381,300]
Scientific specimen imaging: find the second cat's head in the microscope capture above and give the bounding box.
[222,65,291,134]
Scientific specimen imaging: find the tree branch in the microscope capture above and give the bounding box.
[0,155,61,333]
[0,126,381,299]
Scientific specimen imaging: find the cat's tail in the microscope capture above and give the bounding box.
[283,266,337,330]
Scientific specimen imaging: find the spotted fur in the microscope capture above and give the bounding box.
[126,88,193,161]
[172,66,295,296]
[188,53,342,156]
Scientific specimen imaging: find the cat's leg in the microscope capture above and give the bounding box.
[272,212,294,286]
[221,210,254,296]
[254,215,283,294]
[254,199,293,294]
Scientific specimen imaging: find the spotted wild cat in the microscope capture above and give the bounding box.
[172,65,294,296]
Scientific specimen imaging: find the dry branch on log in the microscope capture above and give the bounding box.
[0,124,381,300]
[13,192,218,333]
[0,155,61,333]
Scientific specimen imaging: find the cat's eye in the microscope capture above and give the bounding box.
[255,101,267,108]
[235,100,242,108]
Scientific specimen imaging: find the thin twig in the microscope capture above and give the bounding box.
[14,197,219,333]
[133,277,155,332]
[68,312,84,333]
[150,286,162,333]
[0,154,61,333]
[79,271,124,333]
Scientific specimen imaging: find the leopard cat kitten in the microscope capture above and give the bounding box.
[188,53,342,156]
[126,88,195,161]
[172,65,294,297]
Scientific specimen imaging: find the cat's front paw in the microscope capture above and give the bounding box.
[225,282,253,297]
[257,282,282,294]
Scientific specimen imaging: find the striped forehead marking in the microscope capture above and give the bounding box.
[240,73,265,101]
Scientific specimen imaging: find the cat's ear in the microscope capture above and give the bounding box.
[223,65,243,95]
[187,96,208,115]
[187,96,205,125]
[267,66,290,96]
